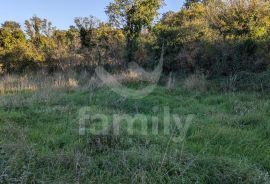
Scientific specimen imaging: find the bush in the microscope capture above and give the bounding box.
[213,71,270,92]
[183,72,208,92]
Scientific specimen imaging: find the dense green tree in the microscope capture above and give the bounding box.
[0,21,26,50]
[25,16,57,64]
[74,16,100,49]
[25,16,55,46]
[95,23,125,64]
[0,21,43,73]
[184,0,203,8]
[0,0,270,74]
[66,26,81,51]
[206,0,270,39]
[106,0,164,62]
[50,29,80,64]
[154,3,216,71]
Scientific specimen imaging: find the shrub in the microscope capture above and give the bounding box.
[183,72,208,92]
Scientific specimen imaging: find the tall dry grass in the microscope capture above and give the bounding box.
[0,72,82,94]
[0,70,155,108]
[0,71,87,108]
[183,72,209,92]
[0,69,153,94]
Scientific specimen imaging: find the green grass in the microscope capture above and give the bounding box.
[0,82,270,183]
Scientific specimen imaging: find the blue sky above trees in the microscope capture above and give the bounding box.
[0,0,184,29]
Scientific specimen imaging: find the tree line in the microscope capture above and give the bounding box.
[1,0,270,76]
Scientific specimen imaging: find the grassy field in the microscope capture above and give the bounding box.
[0,73,270,183]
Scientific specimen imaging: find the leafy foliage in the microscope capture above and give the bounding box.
[154,0,270,75]
[0,0,270,75]
[106,0,164,62]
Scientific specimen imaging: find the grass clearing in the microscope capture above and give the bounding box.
[0,73,270,183]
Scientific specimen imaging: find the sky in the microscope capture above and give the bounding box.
[0,0,184,30]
